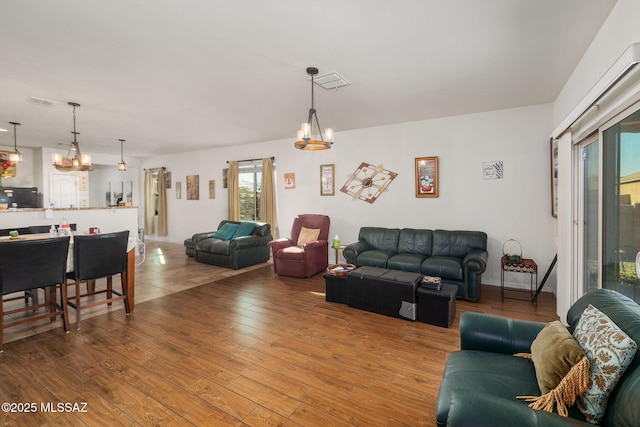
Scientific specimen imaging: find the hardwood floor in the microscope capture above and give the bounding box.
[0,241,558,426]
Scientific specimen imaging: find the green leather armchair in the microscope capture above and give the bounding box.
[436,289,640,426]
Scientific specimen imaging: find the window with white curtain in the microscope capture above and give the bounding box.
[238,162,262,220]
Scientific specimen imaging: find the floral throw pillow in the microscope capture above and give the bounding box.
[572,304,637,424]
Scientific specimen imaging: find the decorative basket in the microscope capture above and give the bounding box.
[502,238,523,264]
[326,263,356,276]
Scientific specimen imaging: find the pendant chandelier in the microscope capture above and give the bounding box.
[295,67,334,150]
[118,139,127,171]
[8,122,22,163]
[52,102,92,171]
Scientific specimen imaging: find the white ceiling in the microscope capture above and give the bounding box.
[0,0,617,158]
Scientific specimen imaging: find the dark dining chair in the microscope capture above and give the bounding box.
[66,230,130,330]
[0,236,71,352]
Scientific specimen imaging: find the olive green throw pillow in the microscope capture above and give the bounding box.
[531,321,586,394]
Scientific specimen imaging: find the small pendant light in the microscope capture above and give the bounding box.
[8,122,22,163]
[118,139,127,171]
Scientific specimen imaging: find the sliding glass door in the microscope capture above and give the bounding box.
[575,104,640,303]
[602,109,640,301]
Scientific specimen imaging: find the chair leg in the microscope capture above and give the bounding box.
[107,276,113,306]
[121,271,130,314]
[60,284,70,333]
[75,281,82,330]
[48,287,57,322]
[1,296,4,353]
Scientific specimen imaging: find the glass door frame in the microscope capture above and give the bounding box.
[573,133,601,300]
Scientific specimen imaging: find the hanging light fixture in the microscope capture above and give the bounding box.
[295,67,334,150]
[52,102,92,171]
[8,122,22,163]
[118,139,127,171]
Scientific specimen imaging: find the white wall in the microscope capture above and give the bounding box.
[142,103,556,291]
[554,0,640,128]
[553,0,640,320]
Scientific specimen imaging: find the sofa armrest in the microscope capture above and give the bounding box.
[463,249,488,273]
[192,231,217,243]
[459,312,546,354]
[343,241,371,264]
[446,389,590,427]
[268,238,295,254]
[301,240,327,250]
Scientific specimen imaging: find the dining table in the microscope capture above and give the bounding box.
[0,232,138,311]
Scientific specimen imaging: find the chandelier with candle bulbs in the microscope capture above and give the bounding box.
[295,67,334,150]
[52,102,93,171]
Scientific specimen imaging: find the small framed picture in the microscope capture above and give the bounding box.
[482,161,503,179]
[209,180,215,199]
[415,156,439,198]
[186,175,199,200]
[165,171,172,189]
[320,164,334,196]
[284,173,295,189]
[176,181,182,199]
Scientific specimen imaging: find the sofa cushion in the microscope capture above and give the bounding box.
[297,227,320,246]
[421,256,463,281]
[387,253,425,273]
[397,228,433,256]
[531,321,586,394]
[214,223,239,240]
[356,250,395,268]
[437,350,543,426]
[573,304,638,424]
[233,221,256,238]
[359,227,400,252]
[432,230,487,258]
[196,238,231,256]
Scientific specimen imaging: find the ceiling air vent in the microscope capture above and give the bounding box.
[314,72,350,90]
[28,96,59,107]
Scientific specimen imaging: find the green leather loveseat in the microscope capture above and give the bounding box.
[436,289,640,426]
[184,220,272,269]
[343,227,488,301]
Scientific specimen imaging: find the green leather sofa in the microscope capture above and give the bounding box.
[436,289,640,426]
[184,220,272,269]
[343,227,487,301]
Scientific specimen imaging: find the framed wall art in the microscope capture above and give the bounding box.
[176,181,182,199]
[550,138,558,218]
[320,164,334,196]
[284,173,295,189]
[186,175,199,200]
[209,179,215,199]
[0,150,17,179]
[415,156,439,198]
[482,161,503,179]
[165,171,172,189]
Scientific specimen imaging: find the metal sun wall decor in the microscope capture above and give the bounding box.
[340,162,398,203]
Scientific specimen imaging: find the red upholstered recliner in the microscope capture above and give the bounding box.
[269,214,331,278]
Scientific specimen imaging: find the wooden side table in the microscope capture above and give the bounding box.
[501,257,537,303]
[333,245,345,264]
